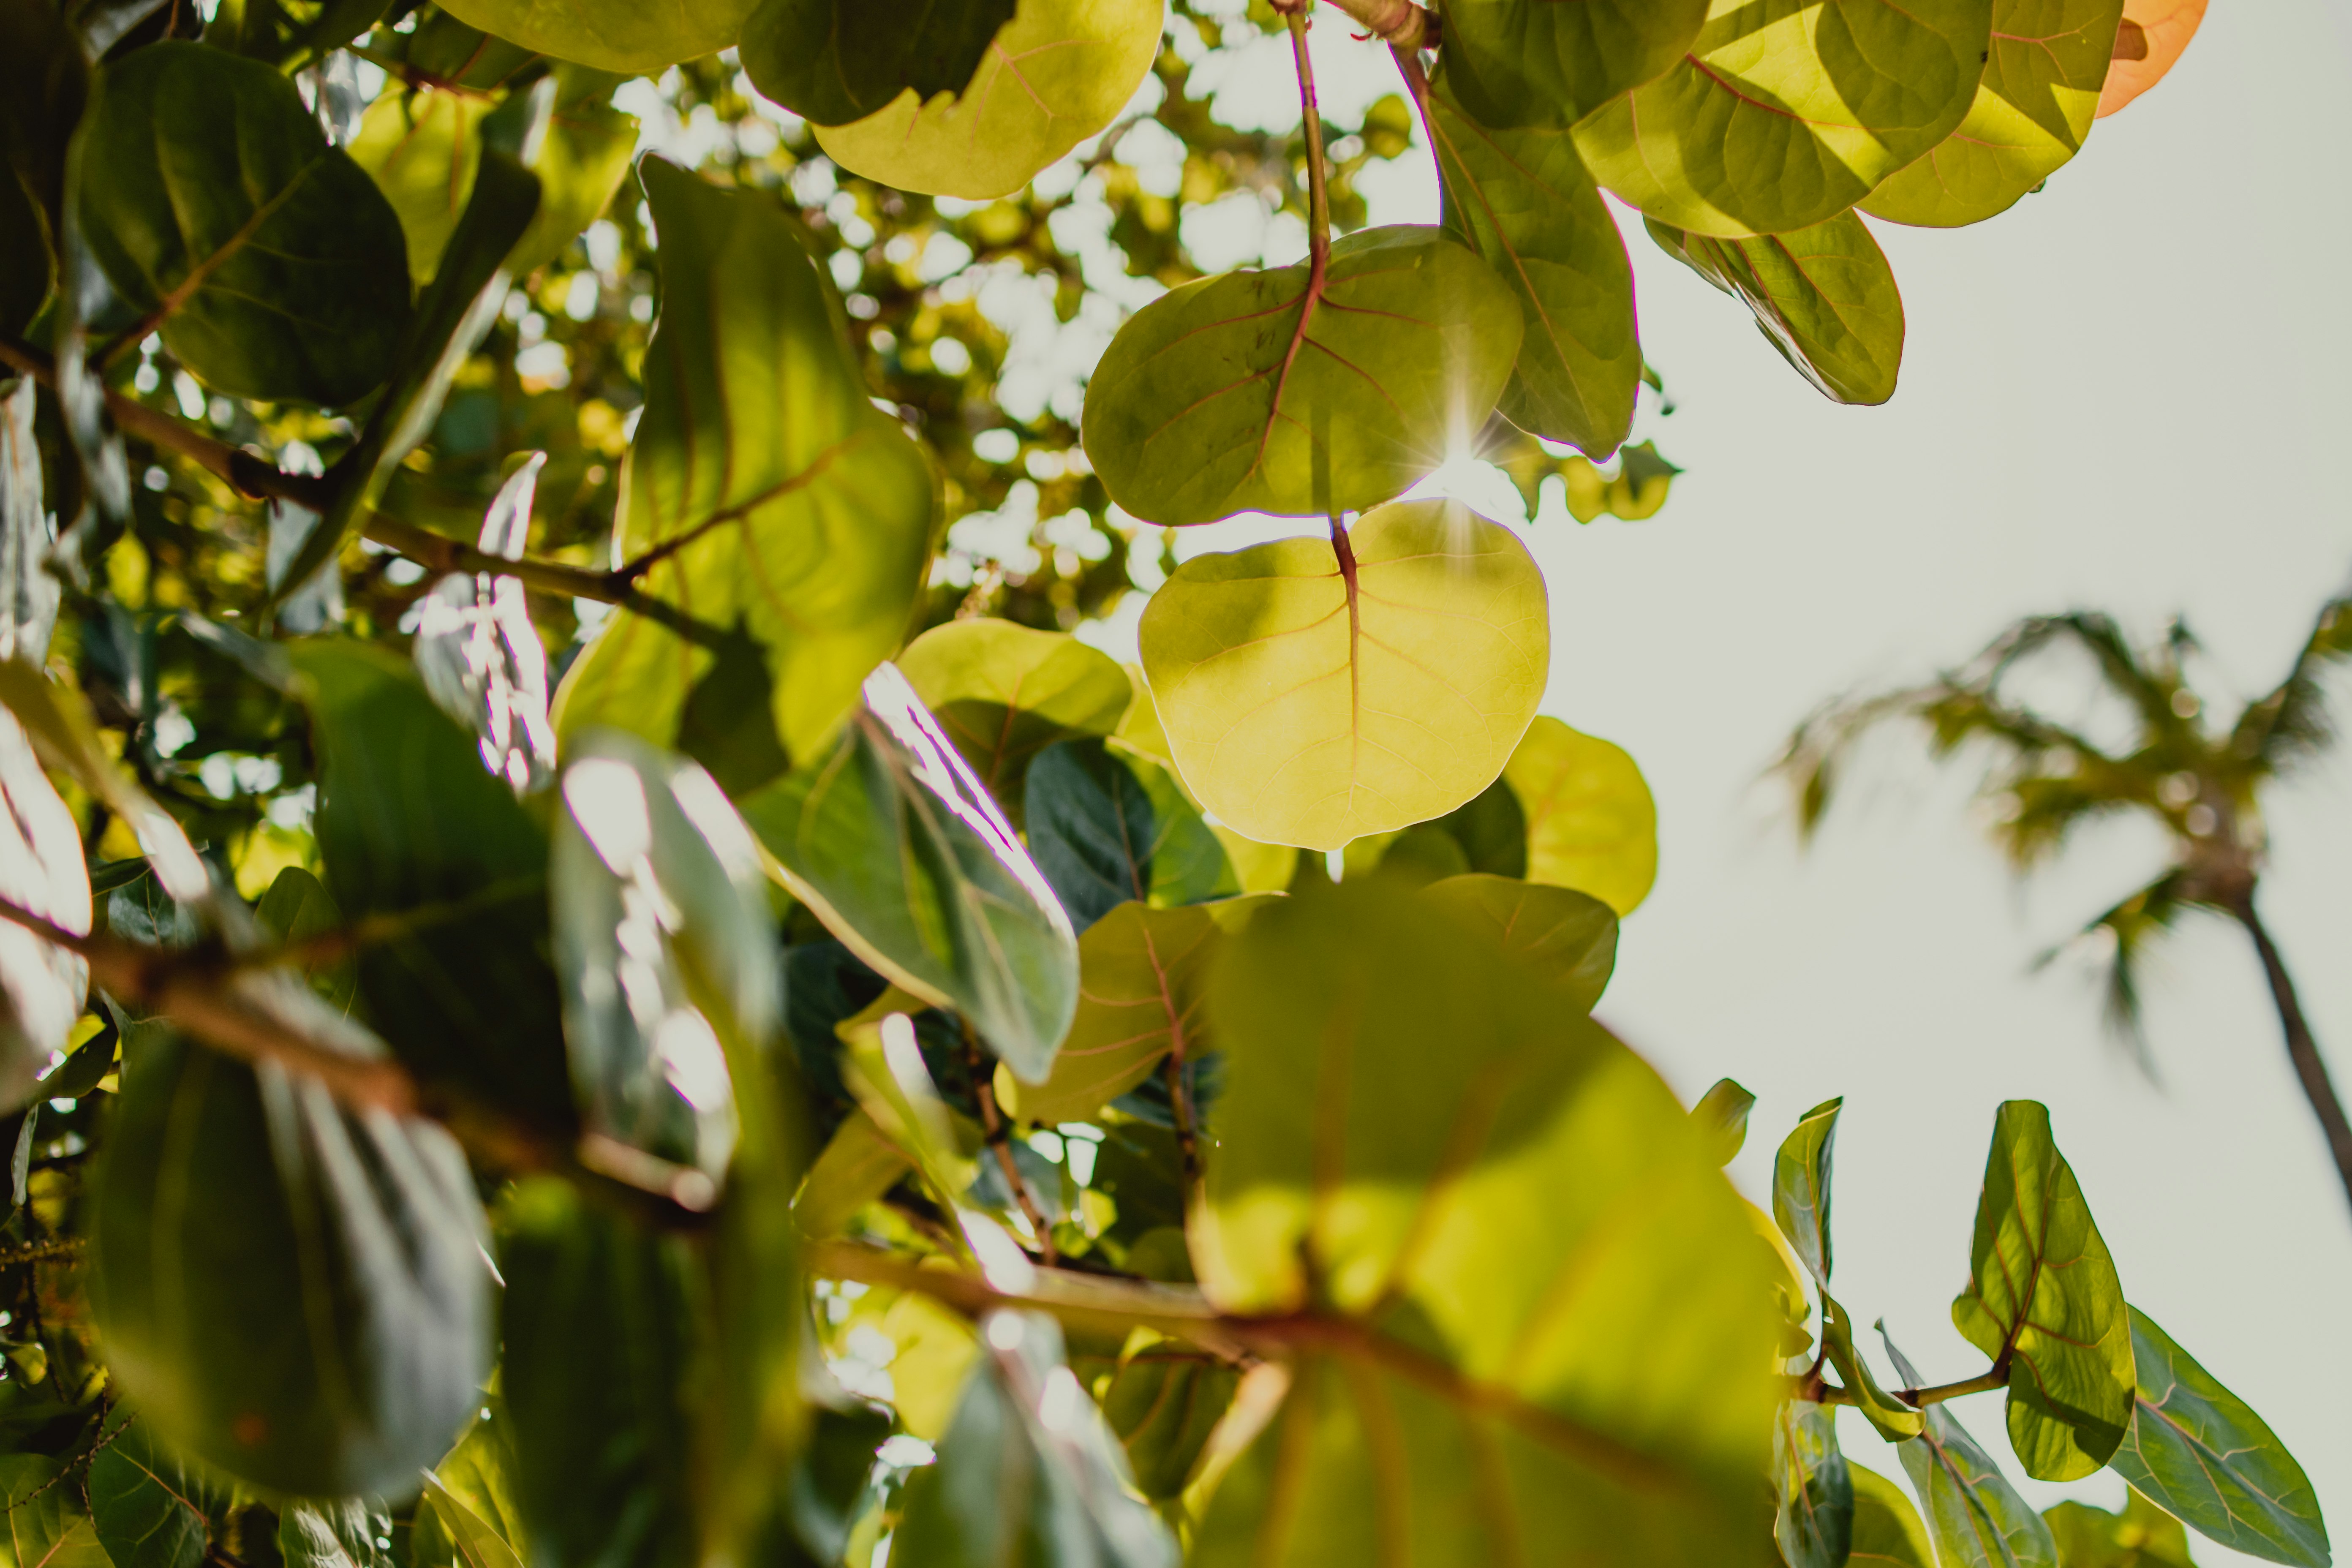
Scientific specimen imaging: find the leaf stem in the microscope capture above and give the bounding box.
[1812,1367,2009,1410]
[963,1020,1058,1263]
[1163,1049,1201,1206]
[1281,8,1332,267]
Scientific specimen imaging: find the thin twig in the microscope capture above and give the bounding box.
[358,512,637,605]
[963,1020,1057,1263]
[1812,1367,2008,1410]
[1281,8,1333,266]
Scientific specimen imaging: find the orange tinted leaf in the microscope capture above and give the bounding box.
[2096,0,2207,116]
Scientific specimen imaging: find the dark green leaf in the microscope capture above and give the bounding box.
[87,1408,227,1568]
[1026,738,1234,931]
[1427,70,1640,456]
[78,42,410,405]
[1647,212,1904,405]
[253,865,356,1013]
[38,1007,115,1101]
[1416,872,1617,1011]
[92,1021,491,1496]
[1427,772,1528,878]
[0,1454,111,1568]
[1101,1345,1239,1501]
[787,1402,892,1561]
[0,173,48,337]
[1882,1328,2056,1568]
[1437,0,1707,126]
[1952,1100,2133,1480]
[1850,1463,1934,1568]
[739,0,1016,125]
[1776,1399,1853,1568]
[898,621,1130,821]
[1774,1096,1841,1284]
[1083,226,1524,525]
[2110,1307,2328,1567]
[0,0,88,234]
[1691,1077,1756,1165]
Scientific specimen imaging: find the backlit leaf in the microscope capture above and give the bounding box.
[1439,0,1709,126]
[0,1456,112,1568]
[434,0,760,73]
[1691,1078,1756,1165]
[1952,1101,2134,1481]
[278,1500,393,1568]
[79,42,411,406]
[814,0,1162,200]
[1190,880,1779,1567]
[1138,498,1549,851]
[412,455,558,794]
[1774,1096,1841,1284]
[1572,0,1993,237]
[1850,1463,1935,1568]
[1083,227,1524,526]
[793,1110,911,1238]
[1102,1343,1239,1501]
[422,1471,528,1568]
[1883,1329,2057,1568]
[1647,212,1903,405]
[898,621,1130,819]
[1502,716,1658,914]
[1822,1299,1920,1442]
[2110,1307,2328,1568]
[740,0,1017,126]
[553,158,931,789]
[1861,0,2124,227]
[1425,71,1640,457]
[0,708,91,1110]
[1776,1399,1853,1568]
[1025,739,1236,931]
[2097,0,2206,116]
[2042,1495,2197,1568]
[1416,873,1617,1012]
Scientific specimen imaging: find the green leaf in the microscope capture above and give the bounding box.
[1861,0,2124,227]
[1101,1342,1239,1501]
[1776,1399,1853,1568]
[1773,1096,1841,1284]
[740,665,1078,1082]
[253,864,357,1012]
[1571,0,1993,237]
[1502,716,1658,914]
[421,1470,528,1568]
[1690,1077,1756,1165]
[1416,873,1617,1012]
[898,621,1131,819]
[1647,212,1904,406]
[290,640,574,1137]
[1426,69,1641,456]
[1883,1329,2056,1568]
[0,704,91,1109]
[813,0,1162,200]
[435,0,760,73]
[92,1021,491,1496]
[891,1310,1176,1568]
[793,1109,911,1238]
[1563,440,1682,523]
[0,1456,112,1568]
[1438,0,1708,126]
[740,0,1016,126]
[1083,227,1524,526]
[1427,772,1529,877]
[1952,1100,2134,1481]
[999,896,1269,1126]
[1138,498,1549,851]
[1190,880,1780,1566]
[553,158,932,787]
[87,1409,227,1568]
[2110,1307,2329,1568]
[0,173,47,338]
[78,42,411,405]
[1026,738,1235,931]
[1821,1299,1921,1442]
[278,1500,394,1568]
[1850,1463,1935,1568]
[2042,1496,2197,1568]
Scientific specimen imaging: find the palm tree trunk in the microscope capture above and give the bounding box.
[2230,893,2352,1215]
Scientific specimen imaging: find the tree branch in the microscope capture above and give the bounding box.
[1278,0,1434,51]
[1812,1367,2008,1410]
[963,1019,1058,1263]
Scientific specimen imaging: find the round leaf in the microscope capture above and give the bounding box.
[1503,716,1658,915]
[79,42,412,405]
[1571,0,1994,237]
[1083,227,1524,525]
[1026,738,1236,930]
[1439,0,1709,127]
[897,620,1131,817]
[1850,1463,1936,1568]
[740,0,1017,126]
[1859,0,2124,228]
[1647,211,1904,406]
[1416,873,1617,1013]
[2097,0,2206,117]
[1140,498,1550,851]
[433,0,759,73]
[813,0,1161,199]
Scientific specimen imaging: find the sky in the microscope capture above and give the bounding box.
[1066,0,2352,1552]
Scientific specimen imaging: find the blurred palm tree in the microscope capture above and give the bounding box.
[1778,599,2352,1214]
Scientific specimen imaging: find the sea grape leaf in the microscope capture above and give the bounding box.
[279,1500,393,1568]
[2042,1496,2196,1568]
[1572,0,1994,237]
[1883,1329,2057,1568]
[1822,1299,1921,1442]
[1101,1342,1239,1501]
[1647,212,1903,406]
[2110,1307,2328,1568]
[1563,440,1682,523]
[434,0,760,73]
[1426,71,1641,457]
[0,708,91,1111]
[740,0,1017,126]
[421,1471,528,1568]
[814,0,1162,200]
[897,621,1130,819]
[412,455,558,794]
[1190,880,1780,1567]
[1138,498,1549,852]
[1776,1399,1853,1568]
[87,1408,226,1568]
[289,640,574,1139]
[0,1456,111,1568]
[1416,873,1617,1013]
[1439,0,1709,127]
[740,665,1078,1083]
[78,42,411,405]
[892,1311,1176,1568]
[1773,1096,1841,1285]
[1428,772,1530,877]
[1025,739,1236,931]
[92,1021,490,1497]
[1691,1078,1756,1165]
[1502,716,1658,914]
[2097,0,2206,116]
[411,1393,528,1568]
[1083,227,1525,526]
[793,1110,911,1238]
[998,896,1270,1126]
[1850,1464,1935,1568]
[1861,0,2125,227]
[553,157,931,787]
[1952,1101,2134,1481]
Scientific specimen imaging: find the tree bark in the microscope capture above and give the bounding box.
[2231,893,2352,1216]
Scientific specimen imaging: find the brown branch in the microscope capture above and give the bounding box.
[964,1020,1057,1263]
[1812,1366,2008,1410]
[357,512,638,605]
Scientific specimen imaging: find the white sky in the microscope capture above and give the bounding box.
[1072,0,2352,1554]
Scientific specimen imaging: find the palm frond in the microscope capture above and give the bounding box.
[2233,590,2352,775]
[2035,870,2194,1081]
